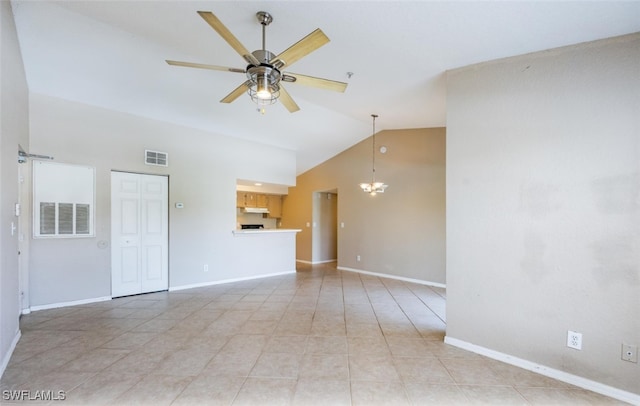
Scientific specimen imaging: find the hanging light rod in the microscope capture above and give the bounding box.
[359,114,388,196]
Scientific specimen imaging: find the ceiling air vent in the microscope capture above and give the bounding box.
[145,150,168,167]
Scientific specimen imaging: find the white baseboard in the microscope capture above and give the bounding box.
[29,296,112,312]
[444,336,640,405]
[337,266,446,289]
[169,270,296,292]
[296,259,336,265]
[0,330,21,379]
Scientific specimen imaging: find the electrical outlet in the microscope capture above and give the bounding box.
[622,344,638,363]
[567,331,582,350]
[203,264,209,272]
[356,255,361,262]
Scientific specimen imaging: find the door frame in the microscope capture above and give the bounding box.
[18,154,30,314]
[311,188,338,264]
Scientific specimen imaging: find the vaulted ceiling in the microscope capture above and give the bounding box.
[11,1,640,174]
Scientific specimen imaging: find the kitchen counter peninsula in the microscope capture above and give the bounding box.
[230,229,301,279]
[232,228,301,235]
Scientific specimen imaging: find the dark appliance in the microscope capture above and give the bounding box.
[240,224,264,230]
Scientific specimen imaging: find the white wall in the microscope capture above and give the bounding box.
[28,93,296,306]
[446,33,639,396]
[0,0,30,376]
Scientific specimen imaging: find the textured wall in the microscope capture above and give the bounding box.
[446,33,640,395]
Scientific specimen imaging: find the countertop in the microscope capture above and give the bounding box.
[232,229,301,235]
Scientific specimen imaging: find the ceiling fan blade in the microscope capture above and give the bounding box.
[278,85,300,113]
[283,72,347,93]
[270,28,329,69]
[166,60,245,73]
[197,11,260,66]
[221,81,251,103]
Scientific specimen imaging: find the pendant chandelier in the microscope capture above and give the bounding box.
[359,114,388,195]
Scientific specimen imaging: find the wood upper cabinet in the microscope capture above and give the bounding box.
[267,194,282,218]
[236,191,257,207]
[256,194,268,208]
[237,192,275,209]
[237,190,284,217]
[236,191,245,207]
[245,193,257,207]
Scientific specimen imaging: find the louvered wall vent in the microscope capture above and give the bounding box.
[145,150,168,167]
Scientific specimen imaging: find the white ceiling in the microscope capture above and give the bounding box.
[11,1,640,174]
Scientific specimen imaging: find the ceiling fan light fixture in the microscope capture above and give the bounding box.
[256,90,271,100]
[248,84,279,105]
[255,74,272,100]
[247,65,280,106]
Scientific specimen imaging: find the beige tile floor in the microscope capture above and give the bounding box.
[1,262,625,405]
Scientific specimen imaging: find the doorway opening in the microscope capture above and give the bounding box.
[311,189,338,264]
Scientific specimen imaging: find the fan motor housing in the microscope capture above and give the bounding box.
[252,49,274,65]
[247,50,281,86]
[247,65,281,86]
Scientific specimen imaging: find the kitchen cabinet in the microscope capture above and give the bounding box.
[237,192,273,209]
[237,192,258,208]
[267,195,282,218]
[245,193,257,207]
[256,194,268,208]
[237,191,283,217]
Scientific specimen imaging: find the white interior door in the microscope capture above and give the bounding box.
[111,171,168,297]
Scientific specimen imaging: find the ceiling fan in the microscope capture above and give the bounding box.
[166,11,348,113]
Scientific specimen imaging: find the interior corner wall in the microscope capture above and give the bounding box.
[446,33,640,395]
[27,93,296,307]
[283,127,446,285]
[0,1,30,376]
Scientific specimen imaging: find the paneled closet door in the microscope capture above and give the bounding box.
[111,171,168,297]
